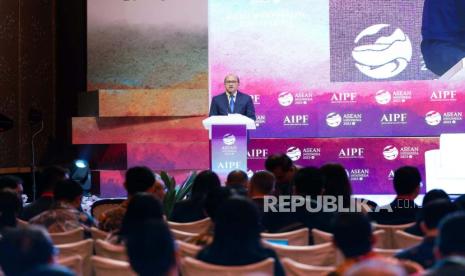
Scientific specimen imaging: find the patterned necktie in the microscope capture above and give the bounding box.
[229,95,235,113]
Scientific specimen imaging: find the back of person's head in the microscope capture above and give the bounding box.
[333,213,373,258]
[422,199,456,230]
[345,259,408,276]
[0,189,22,230]
[126,219,176,276]
[213,197,261,245]
[249,170,275,195]
[393,166,421,196]
[226,170,248,187]
[293,167,325,196]
[437,212,465,257]
[124,166,155,196]
[53,179,83,202]
[119,193,164,237]
[205,187,233,222]
[423,189,449,206]
[320,163,352,198]
[191,170,221,200]
[0,226,56,275]
[264,154,293,173]
[40,166,69,194]
[0,175,23,191]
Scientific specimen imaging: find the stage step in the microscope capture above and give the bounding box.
[72,116,208,144]
[78,89,209,117]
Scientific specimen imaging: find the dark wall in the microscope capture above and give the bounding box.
[0,0,86,168]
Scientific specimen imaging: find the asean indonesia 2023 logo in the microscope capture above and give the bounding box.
[352,24,412,79]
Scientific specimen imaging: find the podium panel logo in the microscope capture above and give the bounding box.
[223,134,236,145]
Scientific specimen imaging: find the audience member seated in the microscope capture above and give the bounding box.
[109,192,164,244]
[126,219,177,276]
[196,197,285,276]
[98,166,157,232]
[20,166,68,221]
[170,170,221,223]
[424,212,465,275]
[0,189,22,233]
[225,170,248,196]
[248,170,291,232]
[294,167,335,234]
[330,212,420,275]
[0,226,74,276]
[396,200,456,268]
[370,166,421,225]
[30,179,95,233]
[265,154,296,195]
[320,163,375,212]
[188,187,234,246]
[404,189,450,236]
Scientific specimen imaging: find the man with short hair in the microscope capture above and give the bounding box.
[424,212,465,275]
[20,165,69,221]
[396,200,456,268]
[371,166,421,225]
[30,179,95,232]
[209,74,256,120]
[265,154,296,195]
[226,170,248,196]
[126,219,177,276]
[0,175,24,195]
[98,166,157,232]
[0,226,74,275]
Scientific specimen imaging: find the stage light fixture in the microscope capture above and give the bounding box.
[70,159,91,192]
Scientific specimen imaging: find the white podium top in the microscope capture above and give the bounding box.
[202,114,256,130]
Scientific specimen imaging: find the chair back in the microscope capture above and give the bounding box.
[373,222,415,249]
[91,227,110,240]
[57,255,83,276]
[57,239,94,276]
[94,239,128,261]
[177,240,202,258]
[261,228,309,246]
[265,242,336,266]
[311,228,333,245]
[171,229,199,241]
[181,256,274,276]
[394,230,422,249]
[91,256,137,276]
[168,217,211,233]
[373,248,401,258]
[50,227,85,245]
[282,257,334,276]
[91,198,125,219]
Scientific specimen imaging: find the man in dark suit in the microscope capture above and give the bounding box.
[370,166,421,225]
[209,74,256,120]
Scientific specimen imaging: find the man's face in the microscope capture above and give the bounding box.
[224,75,239,94]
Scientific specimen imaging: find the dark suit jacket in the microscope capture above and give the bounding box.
[209,91,256,120]
[370,198,419,225]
